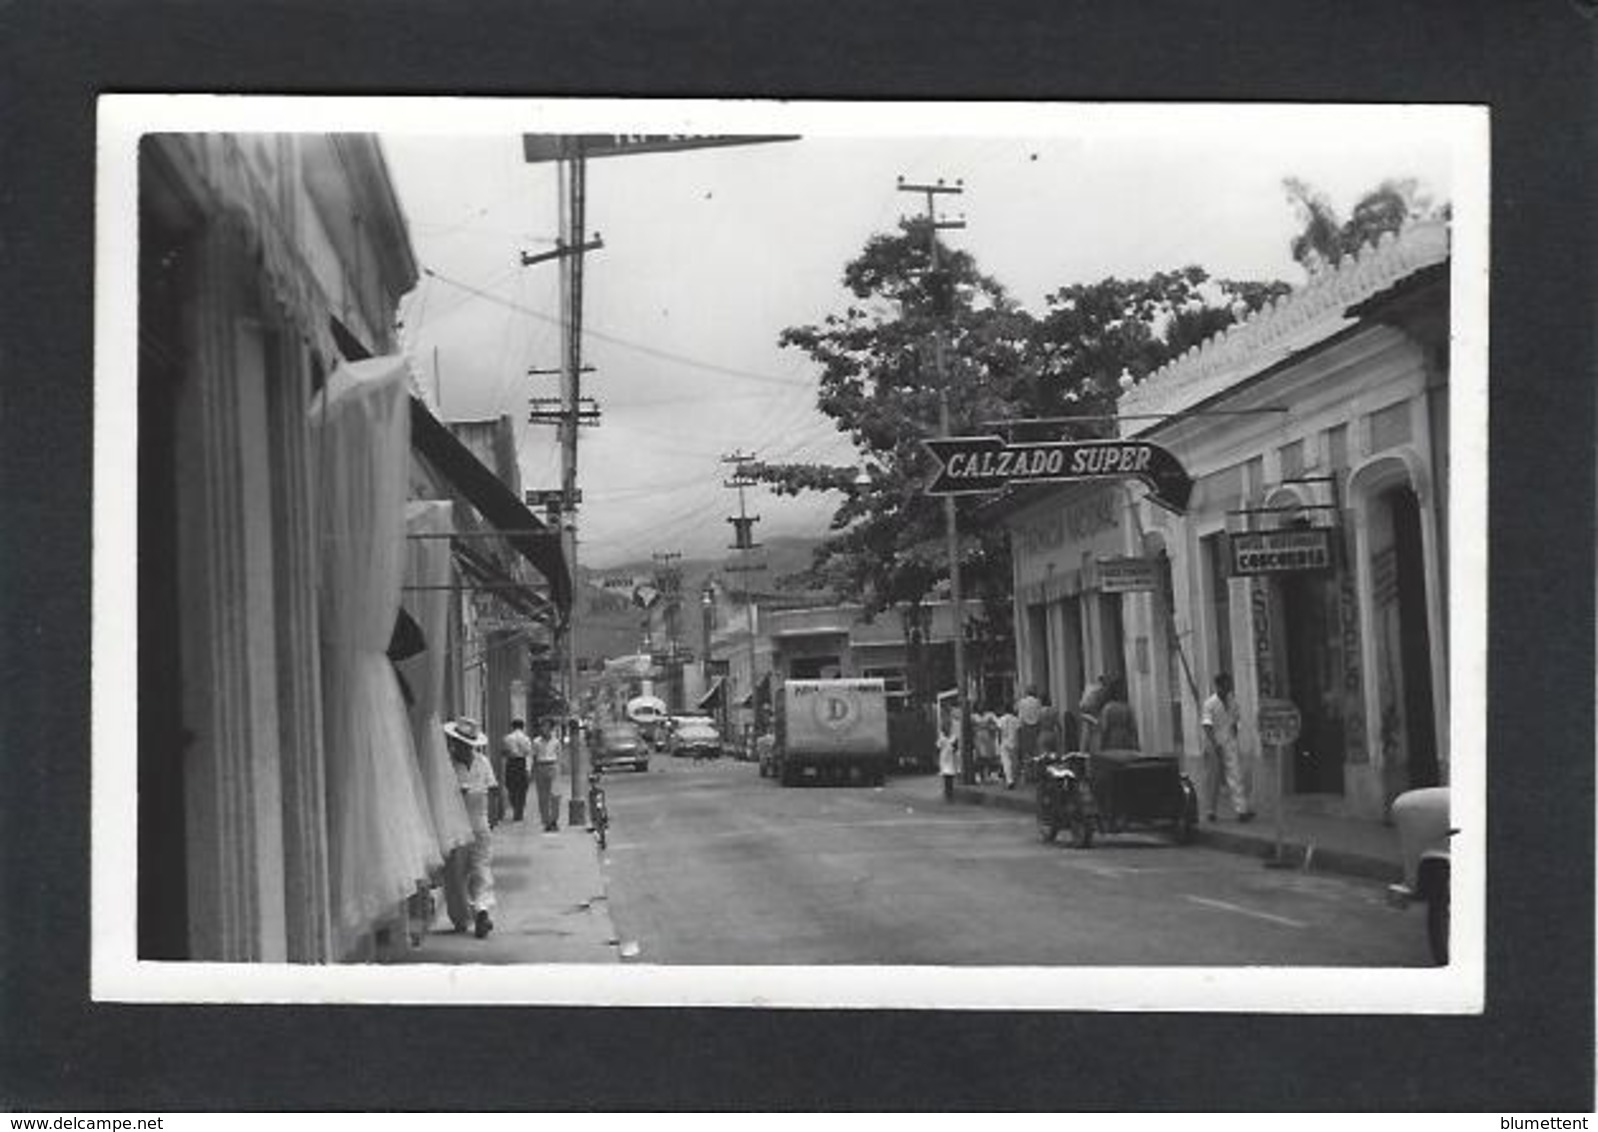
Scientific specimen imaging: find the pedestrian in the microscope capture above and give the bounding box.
[936,707,961,802]
[533,718,563,832]
[1202,672,1254,823]
[501,717,534,822]
[996,702,1021,789]
[1099,676,1139,750]
[973,703,1000,782]
[443,717,497,939]
[1036,693,1061,774]
[1078,673,1110,754]
[1015,685,1043,783]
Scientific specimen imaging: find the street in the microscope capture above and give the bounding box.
[595,756,1431,967]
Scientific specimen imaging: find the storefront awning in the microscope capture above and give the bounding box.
[409,396,572,619]
[697,677,726,711]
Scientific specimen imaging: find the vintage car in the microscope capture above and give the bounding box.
[668,715,724,760]
[1386,786,1453,965]
[591,721,651,773]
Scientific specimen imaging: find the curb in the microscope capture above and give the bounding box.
[949,784,1401,884]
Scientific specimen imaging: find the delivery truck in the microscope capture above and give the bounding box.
[770,677,891,786]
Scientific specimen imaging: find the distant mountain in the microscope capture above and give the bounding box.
[571,534,833,664]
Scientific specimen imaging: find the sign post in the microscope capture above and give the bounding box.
[1257,697,1302,868]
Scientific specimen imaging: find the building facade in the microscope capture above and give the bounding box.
[138,134,419,962]
[998,221,1450,822]
[136,134,570,963]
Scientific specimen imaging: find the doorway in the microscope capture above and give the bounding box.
[1278,566,1345,794]
[1376,485,1440,789]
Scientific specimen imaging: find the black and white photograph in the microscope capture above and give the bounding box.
[94,97,1487,1011]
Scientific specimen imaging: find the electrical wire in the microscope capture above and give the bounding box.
[423,265,810,390]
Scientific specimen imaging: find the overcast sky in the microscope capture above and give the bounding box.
[380,103,1461,570]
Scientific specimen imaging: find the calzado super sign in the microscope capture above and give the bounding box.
[922,435,1193,513]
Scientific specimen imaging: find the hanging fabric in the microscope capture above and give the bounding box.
[310,355,441,943]
[399,499,474,857]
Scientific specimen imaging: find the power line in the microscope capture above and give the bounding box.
[423,264,810,390]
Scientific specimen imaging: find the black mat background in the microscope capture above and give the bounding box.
[1,0,1592,1112]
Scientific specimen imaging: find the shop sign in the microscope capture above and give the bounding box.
[923,435,1193,513]
[1251,579,1276,698]
[1014,490,1119,558]
[1230,528,1333,575]
[476,616,536,633]
[1257,698,1302,747]
[1097,556,1158,593]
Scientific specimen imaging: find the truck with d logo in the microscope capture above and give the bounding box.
[770,678,891,787]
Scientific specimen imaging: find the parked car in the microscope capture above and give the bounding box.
[1386,786,1453,965]
[592,721,650,773]
[669,716,724,760]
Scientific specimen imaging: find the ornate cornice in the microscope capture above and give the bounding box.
[1119,220,1450,430]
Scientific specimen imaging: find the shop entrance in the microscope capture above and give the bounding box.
[1278,565,1345,794]
[1373,484,1439,789]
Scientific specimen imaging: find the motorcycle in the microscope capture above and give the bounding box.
[1036,751,1098,847]
[1036,749,1199,847]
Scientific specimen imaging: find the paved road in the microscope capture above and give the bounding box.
[596,756,1431,967]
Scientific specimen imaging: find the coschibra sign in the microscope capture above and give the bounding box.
[1230,528,1334,575]
[922,436,1193,513]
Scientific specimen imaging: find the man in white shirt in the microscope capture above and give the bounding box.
[533,719,563,832]
[443,717,498,938]
[1201,672,1255,823]
[501,718,534,822]
[996,705,1022,789]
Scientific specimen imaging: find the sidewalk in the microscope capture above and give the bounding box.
[396,815,621,964]
[950,776,1402,883]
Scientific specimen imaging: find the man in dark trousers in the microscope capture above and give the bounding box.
[500,718,534,822]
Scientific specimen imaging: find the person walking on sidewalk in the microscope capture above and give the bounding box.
[1078,673,1110,754]
[972,703,1000,782]
[996,703,1021,789]
[444,717,497,939]
[533,718,563,832]
[501,718,534,822]
[1015,686,1043,783]
[1202,672,1255,823]
[1099,676,1139,751]
[937,707,961,802]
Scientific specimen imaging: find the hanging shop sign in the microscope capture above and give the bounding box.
[1230,528,1334,574]
[1096,556,1159,593]
[922,436,1193,513]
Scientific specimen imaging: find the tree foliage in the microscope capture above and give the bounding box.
[1284,176,1448,272]
[758,217,1285,621]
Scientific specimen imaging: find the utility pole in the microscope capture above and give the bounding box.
[653,551,683,711]
[897,175,974,784]
[723,452,767,745]
[522,151,604,826]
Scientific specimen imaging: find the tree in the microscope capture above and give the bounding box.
[752,218,1033,622]
[1020,269,1289,440]
[1284,176,1447,272]
[755,221,1286,668]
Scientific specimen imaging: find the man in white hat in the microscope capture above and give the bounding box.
[443,717,497,938]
